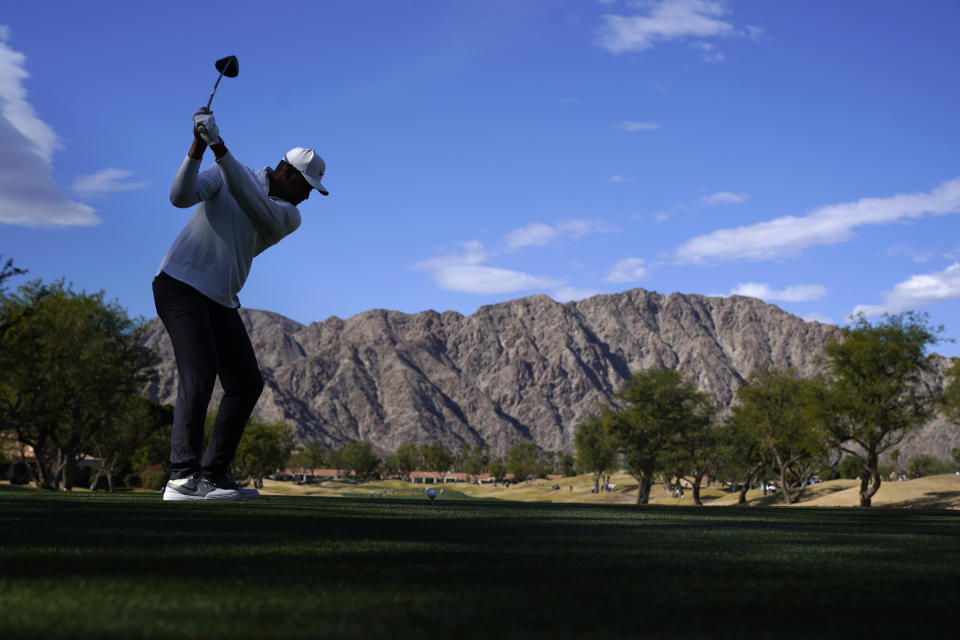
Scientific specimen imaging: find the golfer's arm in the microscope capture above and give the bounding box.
[170,152,223,208]
[189,140,206,160]
[216,152,300,244]
[169,155,204,208]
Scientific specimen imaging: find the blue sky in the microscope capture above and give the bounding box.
[3,1,960,354]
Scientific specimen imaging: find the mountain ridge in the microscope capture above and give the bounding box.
[141,287,959,461]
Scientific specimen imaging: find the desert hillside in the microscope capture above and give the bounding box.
[142,288,960,460]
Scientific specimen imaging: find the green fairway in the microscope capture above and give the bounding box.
[1,492,958,639]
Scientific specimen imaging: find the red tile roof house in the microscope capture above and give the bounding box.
[408,472,516,484]
[409,471,458,484]
[282,468,356,481]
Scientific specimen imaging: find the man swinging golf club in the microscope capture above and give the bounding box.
[153,105,328,501]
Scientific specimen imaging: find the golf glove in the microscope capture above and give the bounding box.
[193,111,221,145]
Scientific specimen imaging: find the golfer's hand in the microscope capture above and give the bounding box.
[193,108,221,146]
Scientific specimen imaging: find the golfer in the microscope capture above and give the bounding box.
[153,108,327,500]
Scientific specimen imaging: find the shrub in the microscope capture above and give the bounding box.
[140,464,168,491]
[906,454,953,478]
[837,455,866,479]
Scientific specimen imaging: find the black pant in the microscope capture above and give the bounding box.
[152,272,264,480]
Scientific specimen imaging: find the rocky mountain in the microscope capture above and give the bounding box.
[141,288,959,460]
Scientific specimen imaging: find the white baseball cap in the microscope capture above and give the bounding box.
[283,147,328,196]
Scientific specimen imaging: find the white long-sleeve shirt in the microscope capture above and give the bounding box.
[157,152,301,308]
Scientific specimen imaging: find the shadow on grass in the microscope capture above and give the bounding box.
[0,483,34,492]
[740,491,784,506]
[883,490,960,510]
[803,483,854,499]
[737,482,855,507]
[1,493,959,639]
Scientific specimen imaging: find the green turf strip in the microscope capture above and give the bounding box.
[1,492,958,639]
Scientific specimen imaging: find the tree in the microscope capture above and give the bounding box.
[459,443,491,480]
[661,401,718,506]
[420,442,454,479]
[714,416,765,505]
[233,419,298,489]
[574,411,618,493]
[732,367,831,505]
[288,440,327,479]
[607,369,711,505]
[325,447,345,477]
[129,420,175,488]
[837,455,869,479]
[506,440,540,482]
[539,450,557,478]
[890,449,902,474]
[0,256,27,461]
[558,452,577,477]
[0,256,26,295]
[383,442,423,480]
[303,440,327,468]
[0,280,158,489]
[938,358,960,423]
[487,457,507,482]
[906,454,953,477]
[340,441,381,480]
[396,442,424,478]
[88,399,173,491]
[288,440,327,477]
[823,312,941,507]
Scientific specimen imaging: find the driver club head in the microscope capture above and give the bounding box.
[203,55,240,110]
[215,55,239,78]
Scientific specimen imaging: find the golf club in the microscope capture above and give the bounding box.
[197,55,239,139]
[205,55,239,109]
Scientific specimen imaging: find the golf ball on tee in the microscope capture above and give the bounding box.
[427,488,437,500]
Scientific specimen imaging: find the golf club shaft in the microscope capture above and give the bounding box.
[205,70,225,110]
[198,55,237,138]
[198,71,225,137]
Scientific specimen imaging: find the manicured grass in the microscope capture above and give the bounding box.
[1,491,958,639]
[261,472,960,509]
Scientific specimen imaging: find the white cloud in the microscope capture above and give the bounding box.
[676,177,960,263]
[0,27,98,227]
[618,121,660,132]
[881,244,936,264]
[413,241,562,294]
[505,223,558,250]
[504,219,616,251]
[699,191,748,206]
[802,312,834,325]
[609,175,629,184]
[606,257,647,283]
[559,219,616,239]
[553,286,601,302]
[851,263,960,318]
[596,0,753,55]
[72,168,149,193]
[436,265,558,294]
[0,27,58,161]
[745,25,765,41]
[692,41,725,63]
[729,282,827,303]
